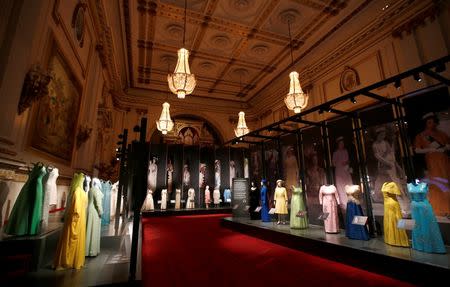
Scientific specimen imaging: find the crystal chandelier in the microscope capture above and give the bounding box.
[156,102,174,135]
[284,20,308,114]
[234,111,249,137]
[167,0,196,99]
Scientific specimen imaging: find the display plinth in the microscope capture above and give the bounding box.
[221,217,449,285]
[142,207,232,217]
[0,223,63,273]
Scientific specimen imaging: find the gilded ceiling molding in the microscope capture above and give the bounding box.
[88,0,122,91]
[392,4,440,38]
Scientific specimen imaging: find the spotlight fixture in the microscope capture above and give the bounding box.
[394,79,401,89]
[413,73,422,82]
[350,97,357,104]
[435,63,446,73]
[117,141,123,145]
[318,109,324,114]
[327,106,332,112]
[118,134,123,139]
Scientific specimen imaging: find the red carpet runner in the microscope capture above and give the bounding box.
[142,214,414,287]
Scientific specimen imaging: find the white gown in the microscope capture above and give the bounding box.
[41,167,59,231]
[205,187,211,206]
[186,188,195,209]
[148,162,157,191]
[175,189,181,209]
[213,189,220,205]
[142,190,154,211]
[161,189,167,210]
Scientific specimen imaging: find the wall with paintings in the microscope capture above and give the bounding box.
[0,0,108,223]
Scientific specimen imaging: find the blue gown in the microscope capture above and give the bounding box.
[260,185,270,222]
[345,202,369,240]
[408,182,446,253]
[101,181,112,226]
[223,189,231,203]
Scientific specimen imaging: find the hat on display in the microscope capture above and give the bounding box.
[421,112,436,120]
[276,179,283,184]
[336,136,344,143]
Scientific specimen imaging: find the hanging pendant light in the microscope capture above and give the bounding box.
[284,20,308,114]
[234,111,249,137]
[167,0,196,99]
[156,102,174,135]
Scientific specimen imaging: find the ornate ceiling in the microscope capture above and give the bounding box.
[119,0,360,102]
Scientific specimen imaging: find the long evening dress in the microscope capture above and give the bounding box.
[332,148,351,211]
[186,188,195,209]
[161,189,167,210]
[213,189,220,205]
[175,189,181,210]
[86,179,103,257]
[47,167,59,206]
[249,186,261,220]
[110,181,119,218]
[41,167,57,232]
[260,184,270,222]
[5,163,47,235]
[408,182,446,253]
[142,189,155,211]
[382,182,409,247]
[205,186,211,207]
[101,181,111,226]
[345,185,369,240]
[414,130,450,216]
[274,187,288,214]
[319,185,340,233]
[290,186,308,229]
[54,173,88,270]
[224,189,231,203]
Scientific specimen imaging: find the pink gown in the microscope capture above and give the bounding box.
[319,185,340,233]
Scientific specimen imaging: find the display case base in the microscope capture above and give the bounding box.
[142,207,232,217]
[221,217,449,285]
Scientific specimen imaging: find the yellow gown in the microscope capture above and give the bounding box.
[274,187,288,214]
[382,182,409,247]
[54,173,88,270]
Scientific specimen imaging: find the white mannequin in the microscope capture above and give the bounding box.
[204,185,211,208]
[186,188,195,209]
[161,189,167,210]
[175,188,181,210]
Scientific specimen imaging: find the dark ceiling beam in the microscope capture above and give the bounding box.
[360,91,396,104]
[422,69,450,86]
[248,134,278,140]
[268,127,297,134]
[289,118,322,126]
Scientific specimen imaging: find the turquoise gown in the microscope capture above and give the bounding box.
[408,182,446,253]
[101,181,111,226]
[260,184,270,222]
[223,189,231,203]
[86,179,104,256]
[5,163,47,235]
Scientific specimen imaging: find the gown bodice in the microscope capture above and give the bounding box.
[407,182,428,202]
[345,185,362,204]
[292,187,303,195]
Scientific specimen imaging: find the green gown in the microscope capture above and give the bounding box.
[86,181,103,256]
[290,186,308,229]
[5,163,47,235]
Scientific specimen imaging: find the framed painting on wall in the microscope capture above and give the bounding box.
[31,49,82,162]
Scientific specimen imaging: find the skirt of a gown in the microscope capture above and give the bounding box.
[142,194,154,211]
[383,198,409,247]
[345,202,369,240]
[290,193,308,229]
[175,193,181,209]
[261,202,270,222]
[322,194,339,233]
[411,200,446,253]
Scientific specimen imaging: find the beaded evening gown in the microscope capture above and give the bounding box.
[290,186,308,229]
[86,179,103,257]
[41,167,58,231]
[175,189,181,209]
[319,185,340,233]
[5,163,47,235]
[54,173,88,270]
[224,189,231,203]
[213,189,220,205]
[260,184,270,222]
[142,189,154,211]
[274,187,288,214]
[345,185,369,240]
[205,186,211,207]
[382,182,409,247]
[408,182,446,253]
[161,189,167,210]
[101,181,111,226]
[186,188,195,209]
